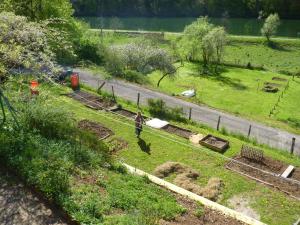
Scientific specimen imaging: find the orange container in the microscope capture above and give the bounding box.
[30,80,39,90]
[30,80,39,95]
[70,73,80,90]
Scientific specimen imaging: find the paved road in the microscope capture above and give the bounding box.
[75,69,300,156]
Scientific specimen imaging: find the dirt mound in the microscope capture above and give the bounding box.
[154,162,223,201]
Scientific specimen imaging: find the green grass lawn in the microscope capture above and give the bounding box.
[51,84,300,225]
[148,63,300,134]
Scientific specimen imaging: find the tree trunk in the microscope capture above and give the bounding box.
[157,73,168,87]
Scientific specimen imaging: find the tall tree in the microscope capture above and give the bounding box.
[261,13,280,42]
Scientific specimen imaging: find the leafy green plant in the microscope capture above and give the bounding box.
[148,99,186,122]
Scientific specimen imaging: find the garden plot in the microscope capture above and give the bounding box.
[226,153,300,199]
[67,91,116,110]
[161,124,195,139]
[161,194,245,225]
[111,108,137,119]
[78,119,114,140]
[200,135,230,153]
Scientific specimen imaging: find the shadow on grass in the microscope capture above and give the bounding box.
[267,41,291,52]
[187,63,248,90]
[137,138,151,155]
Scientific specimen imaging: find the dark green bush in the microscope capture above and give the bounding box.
[122,70,149,84]
[148,99,186,122]
[22,102,76,140]
[76,34,106,64]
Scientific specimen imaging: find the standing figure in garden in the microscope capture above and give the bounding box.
[135,112,145,138]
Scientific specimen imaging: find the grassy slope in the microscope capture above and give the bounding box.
[52,85,300,225]
[148,63,300,134]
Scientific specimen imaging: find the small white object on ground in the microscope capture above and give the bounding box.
[281,165,295,178]
[181,89,196,97]
[146,118,169,129]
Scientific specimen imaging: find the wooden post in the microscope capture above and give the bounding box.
[97,81,106,92]
[137,93,140,108]
[217,116,221,131]
[247,125,252,138]
[291,137,296,155]
[189,108,192,120]
[111,86,116,102]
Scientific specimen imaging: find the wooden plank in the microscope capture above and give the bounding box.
[281,165,295,178]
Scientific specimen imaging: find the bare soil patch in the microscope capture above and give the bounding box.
[228,196,260,221]
[0,171,69,225]
[161,194,245,225]
[272,77,288,82]
[67,91,116,110]
[226,156,300,198]
[154,162,223,201]
[161,125,194,139]
[112,108,137,119]
[78,119,114,140]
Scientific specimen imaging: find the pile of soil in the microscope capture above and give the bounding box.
[226,156,300,198]
[161,194,245,225]
[161,125,194,139]
[78,120,114,140]
[154,162,223,201]
[67,91,116,110]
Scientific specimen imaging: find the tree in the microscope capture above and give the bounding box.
[181,17,227,71]
[261,13,280,42]
[0,12,58,81]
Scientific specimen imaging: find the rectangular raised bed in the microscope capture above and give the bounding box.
[161,124,194,139]
[200,135,229,153]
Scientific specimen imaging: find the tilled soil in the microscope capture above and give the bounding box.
[67,91,116,110]
[161,124,194,139]
[78,119,114,140]
[161,194,245,225]
[226,156,300,198]
[0,172,69,225]
[112,108,137,119]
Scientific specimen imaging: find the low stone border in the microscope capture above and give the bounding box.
[123,163,266,225]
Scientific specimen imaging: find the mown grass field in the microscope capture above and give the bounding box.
[90,31,300,133]
[50,84,300,225]
[148,63,300,134]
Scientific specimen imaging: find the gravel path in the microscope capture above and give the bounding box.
[75,68,300,156]
[0,172,68,225]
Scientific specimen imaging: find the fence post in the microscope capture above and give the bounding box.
[111,86,116,102]
[137,93,140,108]
[189,108,192,120]
[291,137,296,155]
[217,116,221,131]
[248,125,252,138]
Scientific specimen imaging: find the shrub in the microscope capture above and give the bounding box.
[122,70,149,84]
[148,99,186,122]
[22,101,76,140]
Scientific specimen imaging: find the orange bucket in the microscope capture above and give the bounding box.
[70,73,80,90]
[30,80,39,95]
